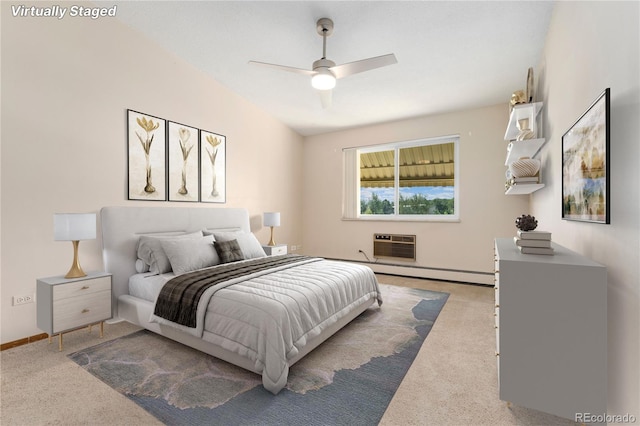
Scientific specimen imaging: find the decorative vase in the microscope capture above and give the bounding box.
[509,157,540,178]
[515,118,535,141]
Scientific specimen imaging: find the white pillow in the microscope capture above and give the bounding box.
[135,259,149,273]
[213,231,266,259]
[137,231,203,273]
[161,235,220,275]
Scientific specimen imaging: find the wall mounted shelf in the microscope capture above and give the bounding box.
[505,138,545,166]
[503,102,545,195]
[505,183,545,195]
[504,102,543,141]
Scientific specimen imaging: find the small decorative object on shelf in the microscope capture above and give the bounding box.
[515,214,538,231]
[509,157,540,178]
[526,67,534,103]
[510,90,527,111]
[515,118,535,141]
[506,176,540,192]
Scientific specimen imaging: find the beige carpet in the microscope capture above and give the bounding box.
[0,275,576,425]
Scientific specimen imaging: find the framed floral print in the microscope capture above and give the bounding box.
[200,130,226,203]
[167,121,199,202]
[127,110,167,201]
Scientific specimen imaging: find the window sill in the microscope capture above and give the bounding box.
[342,216,460,223]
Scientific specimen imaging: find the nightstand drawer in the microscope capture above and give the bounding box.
[269,245,287,255]
[262,244,287,256]
[53,290,111,333]
[53,276,110,300]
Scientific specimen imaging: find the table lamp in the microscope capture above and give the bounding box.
[54,213,96,278]
[263,212,280,246]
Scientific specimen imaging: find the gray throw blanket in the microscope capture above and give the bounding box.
[153,254,313,327]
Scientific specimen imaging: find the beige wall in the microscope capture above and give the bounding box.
[0,2,304,344]
[533,1,639,418]
[303,104,529,284]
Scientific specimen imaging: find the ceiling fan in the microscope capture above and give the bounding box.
[249,18,397,108]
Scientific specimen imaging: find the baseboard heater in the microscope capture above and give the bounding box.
[373,233,416,261]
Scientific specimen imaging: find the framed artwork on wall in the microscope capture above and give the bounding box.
[167,121,199,202]
[200,130,226,203]
[127,110,167,201]
[562,88,610,224]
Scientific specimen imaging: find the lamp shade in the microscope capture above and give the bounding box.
[54,213,96,241]
[263,212,281,228]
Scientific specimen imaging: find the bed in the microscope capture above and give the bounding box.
[100,206,381,394]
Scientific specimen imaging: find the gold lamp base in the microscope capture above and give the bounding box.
[64,240,87,279]
[267,226,276,246]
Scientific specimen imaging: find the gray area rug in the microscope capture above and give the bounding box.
[69,284,448,425]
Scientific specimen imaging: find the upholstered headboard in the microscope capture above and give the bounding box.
[100,206,251,317]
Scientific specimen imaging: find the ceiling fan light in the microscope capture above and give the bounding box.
[311,70,336,90]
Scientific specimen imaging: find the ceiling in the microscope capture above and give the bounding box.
[102,1,554,136]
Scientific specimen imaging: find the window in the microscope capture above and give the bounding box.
[343,135,459,221]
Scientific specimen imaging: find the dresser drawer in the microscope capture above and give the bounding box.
[53,290,111,333]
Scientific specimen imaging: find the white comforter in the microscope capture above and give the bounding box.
[150,257,381,394]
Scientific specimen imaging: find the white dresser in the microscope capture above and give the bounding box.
[494,238,606,421]
[37,271,112,350]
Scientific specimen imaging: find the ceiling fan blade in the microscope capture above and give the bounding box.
[318,89,332,109]
[248,61,315,76]
[330,53,397,79]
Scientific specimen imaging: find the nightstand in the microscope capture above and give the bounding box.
[36,271,112,351]
[262,244,287,256]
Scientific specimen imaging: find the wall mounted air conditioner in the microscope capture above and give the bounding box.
[373,233,416,261]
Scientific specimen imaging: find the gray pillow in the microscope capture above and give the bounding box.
[214,239,244,264]
[161,235,220,275]
[137,231,203,273]
[212,231,266,259]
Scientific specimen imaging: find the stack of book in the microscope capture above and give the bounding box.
[506,176,539,191]
[509,176,539,185]
[514,230,554,255]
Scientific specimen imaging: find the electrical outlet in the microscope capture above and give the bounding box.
[291,245,297,251]
[13,294,35,306]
